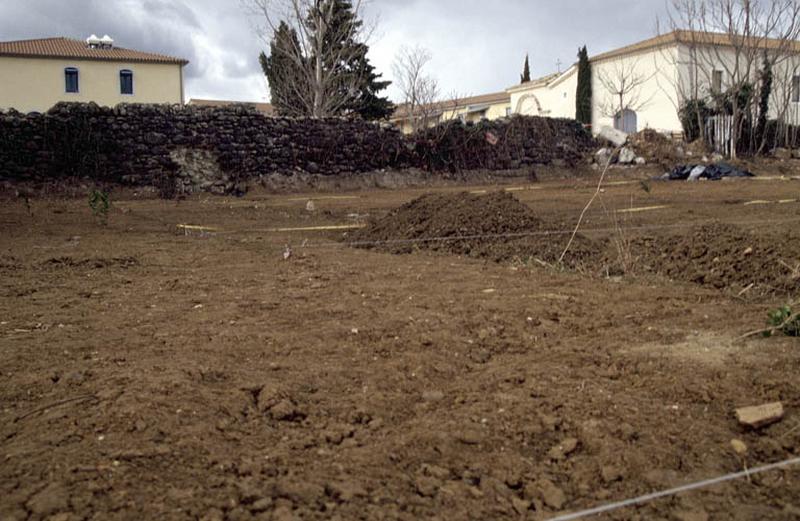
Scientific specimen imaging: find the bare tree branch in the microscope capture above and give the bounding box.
[597,58,657,123]
[662,0,800,156]
[392,45,441,132]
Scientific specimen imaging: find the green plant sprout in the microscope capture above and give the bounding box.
[88,189,111,225]
[764,305,800,338]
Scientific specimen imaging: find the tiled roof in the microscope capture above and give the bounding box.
[509,72,565,92]
[457,91,512,107]
[0,37,188,65]
[188,98,275,115]
[590,29,800,63]
[392,91,510,120]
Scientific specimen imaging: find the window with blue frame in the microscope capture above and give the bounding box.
[65,67,79,93]
[120,69,133,95]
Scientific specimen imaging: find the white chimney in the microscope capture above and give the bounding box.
[86,34,101,48]
[100,35,114,48]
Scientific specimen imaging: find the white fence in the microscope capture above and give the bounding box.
[705,114,733,157]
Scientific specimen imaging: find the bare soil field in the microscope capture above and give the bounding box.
[1,170,799,521]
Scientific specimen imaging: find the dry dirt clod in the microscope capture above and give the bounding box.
[422,390,445,402]
[455,429,485,445]
[249,498,273,513]
[268,399,306,422]
[199,507,225,521]
[512,497,531,515]
[548,437,580,460]
[271,506,298,521]
[421,464,451,480]
[323,425,354,445]
[730,439,748,456]
[600,465,624,484]
[326,480,368,502]
[414,475,441,497]
[538,479,567,510]
[275,481,324,504]
[47,514,80,521]
[736,402,785,429]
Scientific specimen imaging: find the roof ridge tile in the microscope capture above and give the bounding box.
[0,36,188,65]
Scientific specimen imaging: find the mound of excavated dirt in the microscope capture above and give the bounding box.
[350,191,597,264]
[632,222,800,295]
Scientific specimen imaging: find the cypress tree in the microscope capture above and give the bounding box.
[755,52,773,148]
[260,22,306,116]
[575,46,592,125]
[520,54,531,83]
[260,1,393,119]
[349,43,394,120]
[312,0,394,120]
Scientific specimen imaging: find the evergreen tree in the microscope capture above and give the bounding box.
[520,54,531,83]
[575,46,592,125]
[755,52,773,147]
[349,43,394,120]
[260,0,392,119]
[310,0,393,119]
[260,21,306,116]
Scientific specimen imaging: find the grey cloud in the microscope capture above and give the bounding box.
[140,0,202,29]
[0,0,205,78]
[1,0,669,103]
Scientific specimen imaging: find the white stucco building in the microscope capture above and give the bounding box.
[508,30,800,136]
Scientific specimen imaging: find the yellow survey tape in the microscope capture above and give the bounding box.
[177,224,220,232]
[618,205,671,214]
[287,196,361,202]
[267,224,365,232]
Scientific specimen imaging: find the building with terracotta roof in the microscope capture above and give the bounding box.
[0,36,188,112]
[507,30,800,135]
[391,91,511,134]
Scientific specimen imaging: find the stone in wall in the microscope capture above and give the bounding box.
[170,148,237,195]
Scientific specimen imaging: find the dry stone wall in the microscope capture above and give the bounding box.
[0,103,595,194]
[410,117,595,172]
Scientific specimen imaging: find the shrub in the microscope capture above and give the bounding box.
[88,189,111,225]
[764,305,800,338]
[679,99,713,143]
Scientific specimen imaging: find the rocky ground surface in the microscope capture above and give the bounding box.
[1,170,799,521]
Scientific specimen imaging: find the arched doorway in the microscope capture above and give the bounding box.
[515,93,543,116]
[614,109,638,134]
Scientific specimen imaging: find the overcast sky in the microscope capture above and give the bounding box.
[0,0,669,103]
